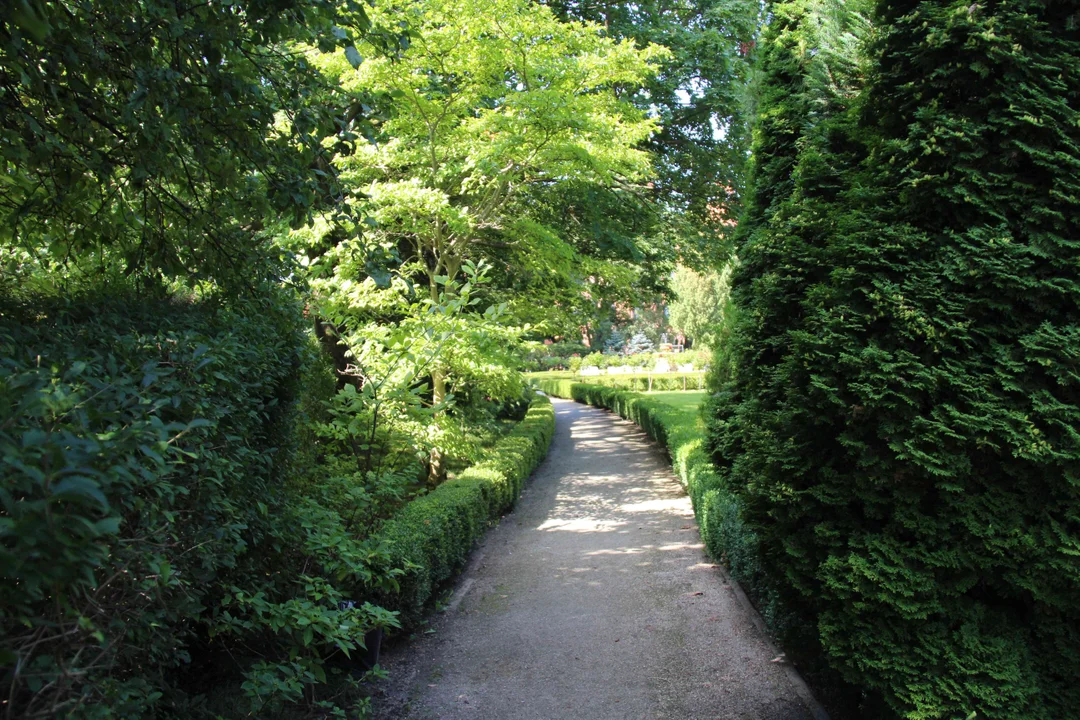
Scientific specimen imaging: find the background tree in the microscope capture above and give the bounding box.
[545,0,763,265]
[668,263,733,349]
[303,0,667,481]
[0,0,388,293]
[604,327,627,354]
[624,330,655,355]
[514,181,670,341]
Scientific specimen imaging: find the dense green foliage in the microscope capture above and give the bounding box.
[531,0,766,343]
[370,395,554,628]
[709,1,1080,718]
[0,3,428,714]
[668,264,734,349]
[2,0,658,711]
[0,295,405,716]
[534,348,711,373]
[9,0,1078,715]
[546,0,761,247]
[290,0,667,481]
[0,0,391,291]
[0,291,549,718]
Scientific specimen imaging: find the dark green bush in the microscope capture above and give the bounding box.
[708,1,1080,718]
[370,394,555,629]
[0,293,305,714]
[0,294,400,717]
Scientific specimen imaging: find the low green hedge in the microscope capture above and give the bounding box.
[532,380,784,628]
[370,394,555,629]
[527,371,706,393]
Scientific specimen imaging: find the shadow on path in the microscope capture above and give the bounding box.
[373,398,820,720]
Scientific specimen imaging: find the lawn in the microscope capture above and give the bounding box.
[646,391,707,415]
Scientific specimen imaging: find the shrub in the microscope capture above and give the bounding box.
[709,1,1080,718]
[0,293,303,714]
[520,342,590,372]
[581,351,607,369]
[369,395,555,629]
[531,371,705,392]
[0,293,402,717]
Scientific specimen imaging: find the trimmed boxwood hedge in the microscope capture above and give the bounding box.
[532,380,785,628]
[369,394,555,629]
[526,371,706,392]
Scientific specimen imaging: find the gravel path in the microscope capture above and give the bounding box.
[373,397,826,720]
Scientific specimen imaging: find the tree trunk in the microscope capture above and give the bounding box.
[426,266,449,486]
[427,366,448,486]
[314,317,358,391]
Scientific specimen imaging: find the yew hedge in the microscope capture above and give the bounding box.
[707,1,1080,718]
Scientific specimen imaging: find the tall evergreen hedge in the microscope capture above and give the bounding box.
[709,1,1080,718]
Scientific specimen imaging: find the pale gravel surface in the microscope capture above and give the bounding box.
[372,397,822,720]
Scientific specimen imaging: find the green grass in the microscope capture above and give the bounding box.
[646,391,706,414]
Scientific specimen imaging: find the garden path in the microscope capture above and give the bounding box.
[373,397,826,720]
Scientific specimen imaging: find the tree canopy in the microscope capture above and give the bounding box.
[0,0,396,292]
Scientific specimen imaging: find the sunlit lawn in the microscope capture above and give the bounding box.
[646,391,707,415]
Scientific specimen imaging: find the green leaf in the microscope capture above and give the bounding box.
[94,516,122,535]
[51,476,109,511]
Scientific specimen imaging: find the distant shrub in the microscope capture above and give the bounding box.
[530,371,704,392]
[520,341,590,371]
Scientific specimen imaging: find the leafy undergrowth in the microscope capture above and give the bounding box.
[0,295,405,718]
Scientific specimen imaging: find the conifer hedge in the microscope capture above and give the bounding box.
[709,1,1080,718]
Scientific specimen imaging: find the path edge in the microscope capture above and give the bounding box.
[536,388,831,720]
